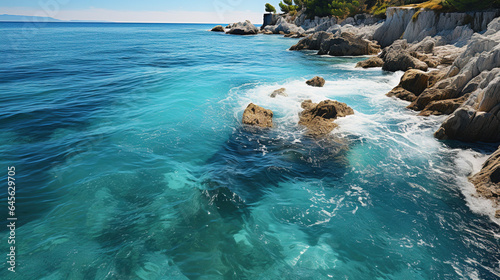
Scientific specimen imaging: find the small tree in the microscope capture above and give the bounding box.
[279,1,290,13]
[265,3,277,13]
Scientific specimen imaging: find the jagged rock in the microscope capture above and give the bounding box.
[382,51,429,72]
[306,76,326,87]
[433,19,500,142]
[434,71,500,142]
[386,69,429,102]
[418,96,468,116]
[356,57,384,68]
[299,99,354,137]
[317,32,381,56]
[242,103,273,128]
[290,31,334,51]
[408,87,456,111]
[211,25,225,32]
[373,7,418,47]
[270,88,287,98]
[379,40,428,72]
[469,147,500,210]
[227,20,259,35]
[291,32,380,56]
[264,17,305,35]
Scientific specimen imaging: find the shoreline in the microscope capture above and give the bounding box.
[215,6,500,222]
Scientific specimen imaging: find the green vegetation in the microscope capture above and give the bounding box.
[265,3,277,13]
[279,0,301,13]
[443,0,500,11]
[272,0,500,19]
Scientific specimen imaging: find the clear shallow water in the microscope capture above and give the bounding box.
[0,22,499,279]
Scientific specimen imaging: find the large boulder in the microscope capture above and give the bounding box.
[356,57,384,68]
[469,146,500,218]
[306,76,326,87]
[242,103,273,128]
[211,25,225,32]
[265,17,305,35]
[227,20,259,35]
[382,51,429,72]
[299,99,354,137]
[290,31,334,51]
[317,32,381,56]
[379,39,429,72]
[386,69,429,102]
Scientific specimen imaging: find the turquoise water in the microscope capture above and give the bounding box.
[0,22,499,279]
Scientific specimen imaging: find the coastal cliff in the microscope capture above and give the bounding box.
[222,3,500,220]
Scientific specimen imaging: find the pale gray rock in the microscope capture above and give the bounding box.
[227,20,259,35]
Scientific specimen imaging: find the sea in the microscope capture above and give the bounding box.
[0,22,499,279]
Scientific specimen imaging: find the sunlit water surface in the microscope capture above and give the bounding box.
[0,22,499,279]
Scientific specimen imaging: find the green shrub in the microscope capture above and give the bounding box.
[265,3,277,13]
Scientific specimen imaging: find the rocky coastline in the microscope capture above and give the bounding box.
[212,6,500,219]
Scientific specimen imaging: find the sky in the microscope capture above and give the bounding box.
[0,0,284,23]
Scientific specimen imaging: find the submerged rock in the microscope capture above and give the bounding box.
[227,20,259,35]
[211,25,225,32]
[299,99,354,137]
[242,103,273,128]
[356,57,384,68]
[470,147,500,211]
[270,88,287,98]
[306,76,326,87]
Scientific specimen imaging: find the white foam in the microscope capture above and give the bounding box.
[453,149,500,225]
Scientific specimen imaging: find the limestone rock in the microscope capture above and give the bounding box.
[211,25,225,32]
[242,103,273,128]
[290,31,334,51]
[306,76,326,87]
[299,99,354,137]
[270,88,288,98]
[434,71,500,142]
[469,147,500,208]
[418,96,468,116]
[356,57,384,68]
[386,69,429,102]
[317,32,381,56]
[227,20,259,35]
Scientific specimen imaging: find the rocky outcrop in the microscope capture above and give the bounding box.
[386,69,429,102]
[306,76,326,87]
[434,70,500,142]
[270,88,287,98]
[227,21,259,35]
[291,32,380,56]
[242,103,273,128]
[211,25,225,32]
[356,57,384,68]
[380,40,428,72]
[299,99,354,137]
[263,17,305,35]
[317,32,381,56]
[373,7,417,47]
[470,147,500,218]
[290,31,334,51]
[404,10,500,46]
[433,18,500,142]
[373,7,500,47]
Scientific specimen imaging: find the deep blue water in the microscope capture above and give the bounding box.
[0,22,499,279]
